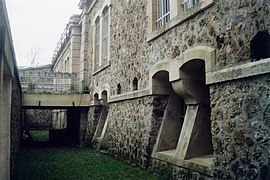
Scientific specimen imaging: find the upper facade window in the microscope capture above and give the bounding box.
[102,7,109,63]
[182,0,200,12]
[148,0,213,38]
[95,17,101,70]
[156,0,170,28]
[93,2,111,73]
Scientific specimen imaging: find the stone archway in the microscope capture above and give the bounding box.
[172,59,213,160]
[151,46,215,173]
[152,71,186,152]
[92,90,110,150]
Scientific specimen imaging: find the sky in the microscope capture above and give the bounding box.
[6,0,81,67]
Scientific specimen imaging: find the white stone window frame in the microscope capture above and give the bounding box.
[92,0,111,74]
[147,0,214,42]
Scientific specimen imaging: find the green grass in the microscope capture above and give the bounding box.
[13,147,163,180]
[29,130,49,141]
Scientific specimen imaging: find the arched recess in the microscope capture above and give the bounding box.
[93,93,101,105]
[92,83,110,103]
[100,90,108,107]
[92,90,109,150]
[116,83,121,95]
[151,55,214,171]
[151,70,173,95]
[172,59,209,104]
[149,61,170,94]
[172,59,213,160]
[132,77,138,91]
[169,45,216,83]
[152,71,186,152]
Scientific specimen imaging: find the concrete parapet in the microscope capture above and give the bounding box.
[23,93,90,109]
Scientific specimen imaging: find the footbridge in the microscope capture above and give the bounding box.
[19,71,91,146]
[22,93,90,109]
[22,93,90,146]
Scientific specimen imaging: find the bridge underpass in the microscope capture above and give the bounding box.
[22,93,90,146]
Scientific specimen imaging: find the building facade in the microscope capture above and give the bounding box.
[51,0,270,179]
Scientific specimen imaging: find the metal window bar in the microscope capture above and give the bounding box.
[182,0,199,12]
[156,0,170,28]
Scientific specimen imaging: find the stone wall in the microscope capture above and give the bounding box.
[19,65,80,94]
[19,65,53,92]
[86,0,149,96]
[10,76,22,178]
[148,0,270,71]
[49,108,82,146]
[105,96,167,168]
[76,0,270,178]
[108,0,149,94]
[210,74,270,179]
[84,106,103,146]
[52,110,67,129]
[149,159,211,179]
[24,109,52,130]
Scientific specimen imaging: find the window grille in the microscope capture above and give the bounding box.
[156,0,170,28]
[182,0,199,12]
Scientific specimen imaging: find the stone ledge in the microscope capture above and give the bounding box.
[108,89,150,103]
[151,153,212,176]
[206,58,270,85]
[92,63,110,76]
[23,93,90,108]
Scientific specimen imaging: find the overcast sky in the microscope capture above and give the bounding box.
[6,0,81,66]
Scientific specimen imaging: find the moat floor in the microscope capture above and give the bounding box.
[13,145,162,180]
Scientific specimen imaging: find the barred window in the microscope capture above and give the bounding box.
[156,0,170,28]
[182,0,199,12]
[93,4,111,72]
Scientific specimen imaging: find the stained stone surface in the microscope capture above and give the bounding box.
[84,106,103,146]
[93,96,168,168]
[24,109,53,129]
[74,0,270,179]
[52,110,67,129]
[148,0,269,70]
[149,159,212,180]
[210,74,270,179]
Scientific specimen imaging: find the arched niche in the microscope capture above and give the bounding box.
[151,70,173,95]
[132,77,138,91]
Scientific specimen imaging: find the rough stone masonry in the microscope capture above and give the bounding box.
[19,0,270,179]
